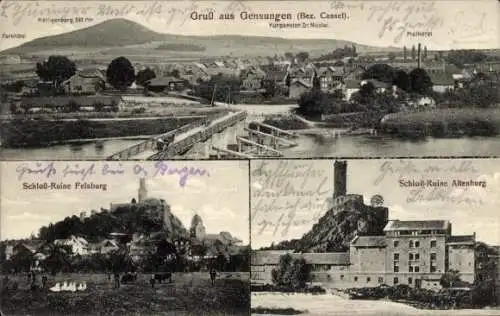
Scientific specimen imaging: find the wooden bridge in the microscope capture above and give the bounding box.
[107,111,245,160]
[147,111,247,160]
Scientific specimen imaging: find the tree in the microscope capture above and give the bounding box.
[170,69,180,78]
[312,74,321,90]
[284,52,294,60]
[440,269,461,288]
[106,57,135,91]
[388,52,396,62]
[393,70,410,91]
[403,46,407,61]
[411,45,416,60]
[351,81,377,105]
[362,64,396,84]
[409,68,433,94]
[271,254,311,289]
[296,51,309,63]
[135,67,156,86]
[36,55,76,88]
[423,46,428,60]
[43,244,73,275]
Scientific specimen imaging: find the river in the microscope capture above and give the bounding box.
[2,104,500,159]
[2,134,500,160]
[251,292,500,316]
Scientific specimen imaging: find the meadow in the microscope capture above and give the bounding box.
[1,272,250,316]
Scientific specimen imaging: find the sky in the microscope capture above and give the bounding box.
[250,159,500,249]
[0,0,498,51]
[0,160,250,244]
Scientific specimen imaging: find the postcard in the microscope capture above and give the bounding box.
[1,0,499,159]
[0,160,250,316]
[250,158,500,315]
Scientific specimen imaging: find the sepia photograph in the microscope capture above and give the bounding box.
[0,160,250,316]
[1,0,499,159]
[250,159,499,315]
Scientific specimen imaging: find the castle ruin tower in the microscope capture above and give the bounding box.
[333,160,347,198]
[138,178,147,203]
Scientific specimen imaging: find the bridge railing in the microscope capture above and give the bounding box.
[105,111,233,160]
[148,111,247,160]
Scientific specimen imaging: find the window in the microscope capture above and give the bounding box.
[415,266,420,273]
[431,240,437,248]
[378,277,384,283]
[367,277,371,283]
[394,277,399,284]
[394,253,400,260]
[409,240,414,247]
[354,276,358,282]
[393,264,399,272]
[393,240,399,247]
[409,266,414,272]
[430,265,437,273]
[415,241,420,248]
[430,253,436,260]
[340,275,344,280]
[408,277,413,284]
[409,253,414,260]
[415,253,420,260]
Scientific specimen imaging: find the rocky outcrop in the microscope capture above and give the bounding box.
[296,198,388,253]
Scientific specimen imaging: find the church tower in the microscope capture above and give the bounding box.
[138,178,147,203]
[333,160,347,198]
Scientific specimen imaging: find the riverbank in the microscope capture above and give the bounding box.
[0,116,202,148]
[251,292,500,316]
[380,108,500,137]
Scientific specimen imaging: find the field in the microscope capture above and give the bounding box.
[1,272,250,316]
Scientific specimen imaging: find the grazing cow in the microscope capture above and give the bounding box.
[154,272,172,284]
[121,272,137,284]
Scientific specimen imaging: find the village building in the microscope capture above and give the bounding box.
[62,69,106,94]
[146,76,187,93]
[251,161,477,291]
[54,235,89,256]
[289,80,312,99]
[429,72,456,92]
[317,66,344,91]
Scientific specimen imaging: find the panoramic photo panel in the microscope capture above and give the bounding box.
[1,0,499,159]
[0,160,250,316]
[250,158,500,315]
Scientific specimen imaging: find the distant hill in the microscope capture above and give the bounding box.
[0,18,393,56]
[262,198,389,253]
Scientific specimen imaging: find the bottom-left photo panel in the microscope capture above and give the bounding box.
[0,160,250,316]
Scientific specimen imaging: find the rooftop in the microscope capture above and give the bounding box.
[447,235,476,245]
[351,236,387,248]
[384,220,451,231]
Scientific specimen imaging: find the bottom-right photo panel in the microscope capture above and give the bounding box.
[250,158,499,316]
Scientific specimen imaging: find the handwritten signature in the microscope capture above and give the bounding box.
[15,161,210,187]
[407,187,483,205]
[374,161,478,185]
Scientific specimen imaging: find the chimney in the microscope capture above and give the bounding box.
[333,160,347,198]
[138,178,147,203]
[417,43,421,69]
